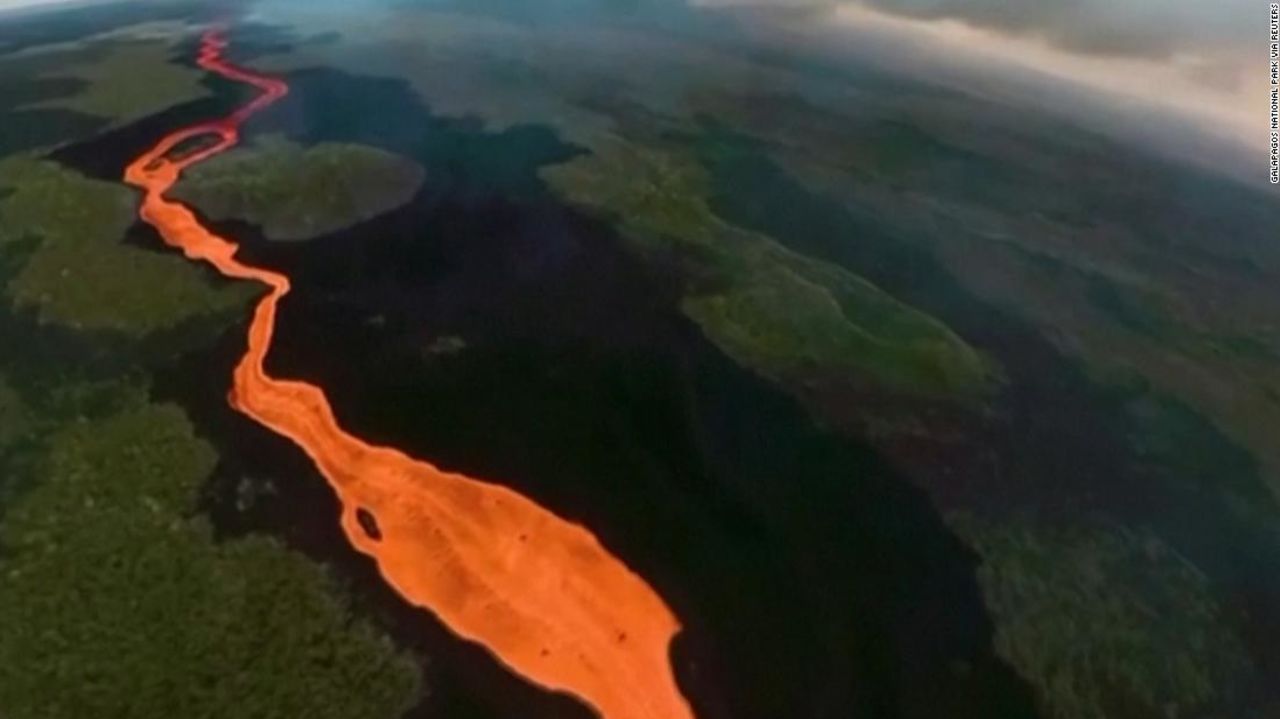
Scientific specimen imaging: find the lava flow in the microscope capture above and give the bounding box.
[125,30,694,719]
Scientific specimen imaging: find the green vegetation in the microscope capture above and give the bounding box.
[1,37,212,159]
[691,87,1280,497]
[0,38,427,714]
[543,140,993,398]
[0,392,423,719]
[0,372,36,511]
[0,373,29,451]
[979,234,1280,497]
[1124,386,1279,523]
[0,77,422,713]
[173,135,425,241]
[20,40,210,125]
[953,514,1252,719]
[0,156,252,335]
[1035,251,1280,368]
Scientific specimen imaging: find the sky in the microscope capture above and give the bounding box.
[0,0,112,15]
[697,0,1256,154]
[1,0,59,10]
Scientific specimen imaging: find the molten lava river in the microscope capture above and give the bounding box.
[125,30,694,719]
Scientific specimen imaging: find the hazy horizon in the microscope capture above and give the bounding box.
[1,0,1264,184]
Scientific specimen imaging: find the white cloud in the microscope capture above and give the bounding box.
[855,0,1251,61]
[696,0,1252,62]
[697,0,1257,171]
[0,0,109,17]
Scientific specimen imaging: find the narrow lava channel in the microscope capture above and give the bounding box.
[124,29,694,719]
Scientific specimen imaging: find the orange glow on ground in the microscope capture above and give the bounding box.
[125,30,694,719]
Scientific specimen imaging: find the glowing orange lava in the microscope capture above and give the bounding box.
[125,30,694,719]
